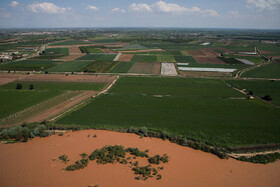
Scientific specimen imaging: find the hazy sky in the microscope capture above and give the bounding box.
[0,0,279,29]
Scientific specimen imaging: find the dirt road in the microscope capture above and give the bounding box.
[25,91,98,123]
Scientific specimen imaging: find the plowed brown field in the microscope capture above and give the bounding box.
[0,73,27,85]
[118,54,134,61]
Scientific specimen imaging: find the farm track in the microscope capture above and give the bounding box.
[229,150,280,158]
[26,91,98,124]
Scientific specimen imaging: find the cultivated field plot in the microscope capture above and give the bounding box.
[0,90,61,120]
[69,47,82,55]
[101,48,116,54]
[188,49,219,57]
[226,79,280,106]
[131,55,157,62]
[235,58,255,65]
[57,77,280,148]
[33,48,69,59]
[0,81,107,92]
[109,61,135,73]
[242,62,280,79]
[194,57,225,64]
[212,47,235,54]
[174,56,196,63]
[118,49,164,53]
[20,74,116,83]
[118,54,134,61]
[0,80,107,126]
[80,61,117,73]
[157,55,176,62]
[128,62,160,74]
[77,54,117,61]
[178,67,236,73]
[79,46,103,54]
[0,60,57,71]
[47,61,94,72]
[60,54,85,61]
[0,73,27,85]
[161,63,177,76]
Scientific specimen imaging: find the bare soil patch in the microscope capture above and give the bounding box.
[200,49,218,57]
[128,62,155,74]
[69,47,82,55]
[20,74,116,83]
[194,57,226,64]
[0,130,279,187]
[118,54,135,61]
[151,63,161,74]
[188,50,206,56]
[0,73,27,85]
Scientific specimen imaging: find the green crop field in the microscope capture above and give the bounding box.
[226,79,280,106]
[131,55,157,62]
[57,77,280,148]
[0,90,61,119]
[226,55,265,63]
[47,60,94,72]
[33,48,69,59]
[80,61,117,73]
[77,54,116,61]
[157,55,176,62]
[242,62,280,79]
[0,60,57,71]
[79,46,103,54]
[0,81,106,92]
[175,56,196,63]
[109,61,134,73]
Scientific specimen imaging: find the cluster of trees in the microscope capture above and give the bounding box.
[64,145,168,180]
[0,123,50,142]
[16,83,34,90]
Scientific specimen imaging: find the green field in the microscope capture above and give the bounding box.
[131,55,157,62]
[226,79,280,106]
[80,61,117,73]
[0,90,61,119]
[0,60,57,71]
[109,61,134,73]
[79,46,103,54]
[57,77,280,148]
[77,54,116,61]
[0,81,106,92]
[47,61,94,72]
[33,48,69,59]
[226,55,265,64]
[174,56,196,63]
[242,62,280,79]
[157,55,176,62]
